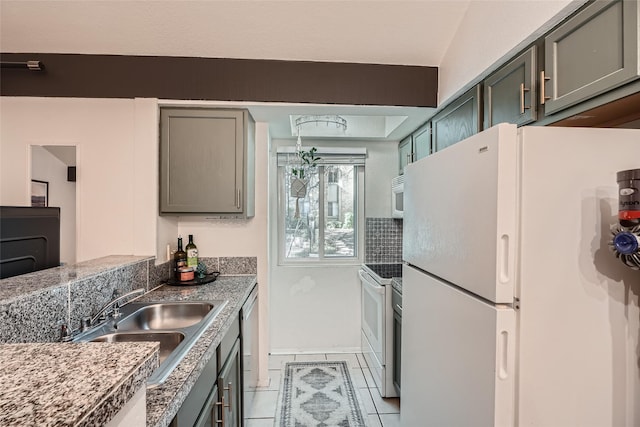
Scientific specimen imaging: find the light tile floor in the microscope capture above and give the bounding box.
[245,353,400,427]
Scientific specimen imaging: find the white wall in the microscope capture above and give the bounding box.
[0,97,158,261]
[1,96,270,382]
[269,138,397,353]
[31,145,76,264]
[439,0,581,104]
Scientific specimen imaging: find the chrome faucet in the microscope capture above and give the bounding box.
[86,288,146,328]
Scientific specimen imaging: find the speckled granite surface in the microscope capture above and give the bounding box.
[0,342,159,427]
[0,255,154,343]
[141,276,257,427]
[392,277,403,295]
[196,256,257,276]
[0,255,257,427]
[0,255,153,303]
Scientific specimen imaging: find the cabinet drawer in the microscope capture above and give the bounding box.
[218,316,240,371]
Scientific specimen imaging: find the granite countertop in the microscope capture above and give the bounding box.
[0,268,256,427]
[0,342,159,427]
[140,275,257,427]
[0,255,153,303]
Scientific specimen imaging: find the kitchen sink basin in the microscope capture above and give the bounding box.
[90,331,185,364]
[73,299,227,386]
[115,302,214,331]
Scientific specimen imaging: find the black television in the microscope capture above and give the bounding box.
[0,206,61,279]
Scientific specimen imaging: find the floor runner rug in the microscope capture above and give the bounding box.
[275,361,370,427]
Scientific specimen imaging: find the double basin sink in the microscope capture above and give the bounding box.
[73,299,227,386]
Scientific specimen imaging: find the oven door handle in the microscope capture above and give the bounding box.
[359,270,385,294]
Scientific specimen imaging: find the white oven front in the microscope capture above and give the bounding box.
[359,268,397,397]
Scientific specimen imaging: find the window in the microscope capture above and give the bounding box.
[277,148,365,263]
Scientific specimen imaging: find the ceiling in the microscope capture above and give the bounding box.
[1,0,474,141]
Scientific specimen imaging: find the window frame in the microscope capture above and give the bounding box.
[277,163,364,266]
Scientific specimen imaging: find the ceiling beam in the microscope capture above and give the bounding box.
[0,53,438,108]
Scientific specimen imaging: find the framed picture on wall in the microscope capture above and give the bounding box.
[31,180,48,207]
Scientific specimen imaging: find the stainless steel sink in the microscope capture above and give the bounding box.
[116,302,214,331]
[74,299,227,386]
[90,331,185,364]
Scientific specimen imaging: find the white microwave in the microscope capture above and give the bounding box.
[391,175,404,218]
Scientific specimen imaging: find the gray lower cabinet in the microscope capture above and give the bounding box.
[392,287,402,395]
[171,316,242,427]
[542,0,640,115]
[218,339,242,427]
[432,84,482,152]
[160,108,255,217]
[412,122,431,162]
[218,317,242,427]
[193,384,220,427]
[484,46,537,128]
[398,135,413,174]
[170,351,219,426]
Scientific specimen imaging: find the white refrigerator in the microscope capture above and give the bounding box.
[401,123,640,427]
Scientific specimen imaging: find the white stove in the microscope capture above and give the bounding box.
[359,263,402,398]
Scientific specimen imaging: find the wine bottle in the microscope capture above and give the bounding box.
[174,237,187,279]
[186,234,198,269]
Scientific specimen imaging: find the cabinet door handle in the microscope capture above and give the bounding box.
[215,396,225,426]
[539,71,551,105]
[406,153,411,164]
[225,382,233,412]
[236,189,241,209]
[519,83,531,114]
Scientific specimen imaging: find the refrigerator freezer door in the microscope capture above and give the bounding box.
[403,123,518,303]
[401,264,516,427]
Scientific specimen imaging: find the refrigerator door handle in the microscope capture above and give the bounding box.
[494,308,516,426]
[499,234,511,283]
[498,330,510,380]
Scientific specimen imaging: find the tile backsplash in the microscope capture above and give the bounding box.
[365,218,403,264]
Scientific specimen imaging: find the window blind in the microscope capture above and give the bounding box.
[276,146,366,166]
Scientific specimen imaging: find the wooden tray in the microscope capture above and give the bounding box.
[165,272,220,286]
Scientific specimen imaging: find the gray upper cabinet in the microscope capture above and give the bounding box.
[542,0,640,115]
[160,108,255,217]
[484,46,537,128]
[398,135,413,174]
[432,84,482,152]
[412,122,431,162]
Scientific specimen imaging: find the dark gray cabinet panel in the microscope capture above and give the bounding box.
[484,46,537,128]
[412,122,431,162]
[193,384,220,427]
[160,108,255,217]
[170,352,218,426]
[542,0,639,115]
[432,85,482,152]
[218,339,242,427]
[398,135,413,174]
